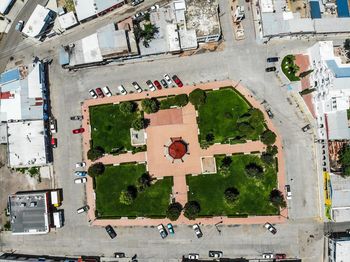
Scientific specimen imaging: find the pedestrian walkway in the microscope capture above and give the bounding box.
[82,80,288,226]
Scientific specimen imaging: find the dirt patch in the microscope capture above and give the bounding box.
[57,0,76,12]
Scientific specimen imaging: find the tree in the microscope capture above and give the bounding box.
[119,190,133,205]
[189,89,206,107]
[88,162,105,177]
[166,202,183,221]
[141,98,159,113]
[344,39,350,50]
[120,101,136,115]
[249,108,264,128]
[245,163,263,177]
[339,144,350,177]
[221,156,232,168]
[238,122,255,137]
[267,145,278,156]
[137,172,153,191]
[183,201,201,220]
[269,189,286,209]
[87,146,105,161]
[205,133,215,143]
[261,130,276,145]
[132,118,145,130]
[174,94,189,107]
[261,152,274,165]
[299,69,314,78]
[224,187,239,204]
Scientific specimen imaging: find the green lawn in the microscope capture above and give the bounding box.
[187,155,278,216]
[95,164,173,218]
[197,88,265,144]
[281,55,300,81]
[89,104,139,153]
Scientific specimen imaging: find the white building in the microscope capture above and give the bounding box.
[0,0,15,15]
[74,0,125,22]
[328,235,350,262]
[22,5,55,39]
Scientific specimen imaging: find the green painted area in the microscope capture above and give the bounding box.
[281,55,300,81]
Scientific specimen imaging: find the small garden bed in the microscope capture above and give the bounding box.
[281,55,300,81]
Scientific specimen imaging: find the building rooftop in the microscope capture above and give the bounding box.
[326,111,350,140]
[330,236,350,259]
[8,191,49,235]
[58,11,78,30]
[185,0,221,38]
[74,0,124,21]
[97,24,129,57]
[7,120,47,167]
[0,0,13,14]
[22,5,52,38]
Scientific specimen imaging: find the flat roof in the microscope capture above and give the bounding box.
[310,1,322,19]
[0,67,20,84]
[0,0,14,14]
[326,60,350,78]
[97,24,129,56]
[185,0,221,38]
[74,0,124,21]
[8,192,49,235]
[7,120,47,167]
[330,237,350,259]
[22,5,52,38]
[336,0,350,17]
[58,11,78,29]
[326,111,350,140]
[82,34,103,64]
[260,0,274,13]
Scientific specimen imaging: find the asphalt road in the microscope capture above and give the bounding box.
[0,0,325,261]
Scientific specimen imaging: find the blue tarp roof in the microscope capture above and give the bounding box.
[326,60,350,78]
[336,0,350,17]
[310,1,322,19]
[0,68,20,84]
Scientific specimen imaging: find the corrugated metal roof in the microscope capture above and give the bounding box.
[310,1,322,19]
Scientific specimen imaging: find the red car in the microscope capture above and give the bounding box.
[154,80,162,90]
[172,75,183,87]
[275,254,286,259]
[95,87,105,98]
[51,137,57,148]
[72,128,85,134]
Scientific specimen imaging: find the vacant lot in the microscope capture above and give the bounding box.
[187,155,278,216]
[197,88,265,144]
[90,104,139,153]
[95,164,173,218]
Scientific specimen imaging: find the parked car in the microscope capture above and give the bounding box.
[114,253,125,258]
[262,253,274,259]
[302,124,311,132]
[105,225,117,239]
[70,115,83,120]
[131,0,144,6]
[154,80,162,90]
[164,74,173,85]
[51,137,57,148]
[146,80,156,91]
[266,109,274,119]
[50,118,57,133]
[102,86,112,97]
[265,66,276,72]
[264,222,277,235]
[209,251,223,258]
[167,223,174,234]
[77,205,89,214]
[285,184,292,200]
[172,75,183,87]
[132,11,145,20]
[118,85,127,95]
[96,87,105,98]
[132,81,143,93]
[15,20,24,32]
[193,224,203,238]
[74,171,87,177]
[89,89,98,99]
[157,224,168,239]
[150,4,160,10]
[75,162,86,168]
[188,254,199,260]
[276,253,287,259]
[74,177,87,184]
[72,128,85,134]
[160,79,168,88]
[267,57,279,63]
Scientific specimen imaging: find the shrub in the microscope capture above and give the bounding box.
[261,153,274,165]
[183,201,201,220]
[221,156,232,168]
[245,163,264,177]
[339,144,350,177]
[224,187,239,204]
[261,130,276,145]
[189,89,206,107]
[120,101,137,115]
[137,172,153,191]
[166,202,183,221]
[174,94,189,107]
[238,122,254,137]
[119,190,133,205]
[205,133,215,142]
[132,118,145,130]
[88,162,105,177]
[267,145,278,156]
[269,189,286,208]
[141,98,159,113]
[87,146,105,161]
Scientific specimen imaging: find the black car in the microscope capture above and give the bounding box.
[302,124,311,132]
[209,251,223,258]
[114,252,125,258]
[160,79,168,88]
[70,115,83,120]
[105,225,117,239]
[265,66,276,72]
[266,109,274,119]
[267,57,279,63]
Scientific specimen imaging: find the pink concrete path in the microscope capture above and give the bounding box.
[81,80,288,226]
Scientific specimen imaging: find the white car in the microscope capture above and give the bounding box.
[132,81,143,93]
[75,162,86,168]
[50,118,57,134]
[74,177,87,184]
[102,86,112,97]
[262,253,274,259]
[264,222,277,234]
[146,80,156,91]
[285,184,292,199]
[164,74,173,85]
[192,224,203,238]
[89,89,98,99]
[188,254,199,259]
[118,85,127,95]
[150,4,159,10]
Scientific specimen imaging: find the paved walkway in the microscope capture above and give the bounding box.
[81,80,288,226]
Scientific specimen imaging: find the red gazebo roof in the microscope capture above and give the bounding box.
[168,140,187,159]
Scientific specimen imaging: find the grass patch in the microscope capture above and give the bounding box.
[159,94,188,109]
[197,88,265,145]
[187,155,278,216]
[281,55,300,81]
[95,164,173,218]
[90,104,139,154]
